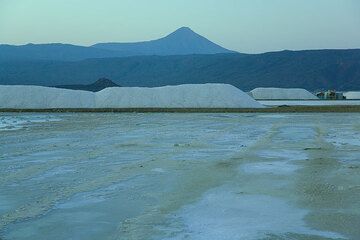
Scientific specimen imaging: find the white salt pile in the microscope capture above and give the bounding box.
[0,84,263,109]
[0,85,95,109]
[96,84,263,108]
[344,91,360,100]
[250,87,318,100]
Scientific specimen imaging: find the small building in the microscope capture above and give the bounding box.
[316,90,345,100]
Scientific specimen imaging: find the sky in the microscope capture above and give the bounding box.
[0,0,359,53]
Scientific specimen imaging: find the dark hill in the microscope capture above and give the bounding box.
[54,78,120,92]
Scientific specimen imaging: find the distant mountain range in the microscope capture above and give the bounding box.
[0,43,124,61]
[0,27,359,91]
[0,27,234,61]
[1,49,359,91]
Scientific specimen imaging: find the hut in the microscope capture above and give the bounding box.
[317,90,345,100]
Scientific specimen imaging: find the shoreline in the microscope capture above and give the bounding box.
[2,105,360,113]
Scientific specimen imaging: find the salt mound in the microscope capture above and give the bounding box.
[96,84,263,108]
[0,84,263,109]
[0,85,95,109]
[250,88,318,100]
[344,91,360,100]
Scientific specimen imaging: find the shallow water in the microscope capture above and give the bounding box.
[0,113,359,240]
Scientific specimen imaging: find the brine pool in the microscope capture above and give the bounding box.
[0,113,359,240]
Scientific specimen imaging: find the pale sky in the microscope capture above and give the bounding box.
[0,0,359,53]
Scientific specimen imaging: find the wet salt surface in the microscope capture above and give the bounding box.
[0,113,359,240]
[326,130,360,147]
[163,188,344,240]
[257,149,308,161]
[0,114,61,131]
[240,150,308,175]
[241,161,300,175]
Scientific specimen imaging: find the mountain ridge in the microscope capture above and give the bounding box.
[92,27,235,55]
[1,49,359,91]
[0,43,128,61]
[0,27,235,61]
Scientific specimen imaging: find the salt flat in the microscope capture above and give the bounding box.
[260,100,360,106]
[0,113,359,240]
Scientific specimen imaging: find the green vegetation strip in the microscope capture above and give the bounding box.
[2,106,360,113]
